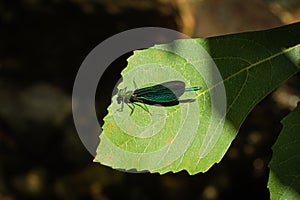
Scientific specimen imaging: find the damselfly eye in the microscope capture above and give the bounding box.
[117,96,122,104]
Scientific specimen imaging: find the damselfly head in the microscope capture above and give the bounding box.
[117,95,122,104]
[117,89,123,104]
[117,87,128,104]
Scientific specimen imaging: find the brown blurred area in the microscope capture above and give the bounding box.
[0,0,300,199]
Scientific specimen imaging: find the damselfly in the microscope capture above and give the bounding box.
[117,80,201,115]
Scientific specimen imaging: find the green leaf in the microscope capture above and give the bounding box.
[268,104,300,199]
[95,22,300,174]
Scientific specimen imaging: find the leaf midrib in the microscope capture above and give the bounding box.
[196,43,300,99]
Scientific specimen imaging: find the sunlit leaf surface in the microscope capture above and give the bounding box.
[95,23,300,175]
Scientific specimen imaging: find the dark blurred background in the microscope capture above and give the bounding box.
[1,0,300,199]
